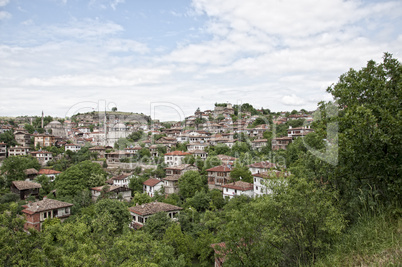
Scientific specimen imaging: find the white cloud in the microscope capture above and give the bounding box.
[0,0,9,7]
[281,94,305,106]
[0,11,11,20]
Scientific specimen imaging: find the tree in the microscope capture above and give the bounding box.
[220,177,345,266]
[230,165,253,183]
[24,124,35,134]
[0,130,17,147]
[163,223,195,265]
[185,190,211,212]
[131,192,152,205]
[143,211,173,240]
[0,156,41,187]
[178,171,207,199]
[55,160,106,198]
[111,107,117,112]
[324,53,402,215]
[94,198,131,234]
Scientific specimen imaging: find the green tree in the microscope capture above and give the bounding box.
[0,156,41,187]
[185,190,211,212]
[131,192,152,205]
[55,160,106,198]
[230,165,253,183]
[220,177,345,266]
[94,198,131,235]
[163,223,195,265]
[325,53,402,215]
[0,130,17,147]
[143,211,173,240]
[24,124,35,134]
[178,171,207,199]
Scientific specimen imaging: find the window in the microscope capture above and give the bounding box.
[226,188,228,192]
[254,178,256,182]
[138,216,144,223]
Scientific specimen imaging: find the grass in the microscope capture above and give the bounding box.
[312,211,401,266]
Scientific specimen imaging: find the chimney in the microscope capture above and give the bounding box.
[43,196,47,199]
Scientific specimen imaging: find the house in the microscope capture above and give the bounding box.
[164,151,191,167]
[248,161,276,174]
[271,137,292,150]
[251,139,268,151]
[129,201,182,229]
[211,242,227,267]
[143,178,163,197]
[38,169,61,182]
[253,171,286,197]
[0,142,6,159]
[24,168,39,180]
[105,151,131,163]
[10,181,42,200]
[65,143,82,152]
[89,146,107,158]
[190,149,208,160]
[216,154,237,165]
[14,131,31,146]
[187,142,208,151]
[222,181,254,199]
[8,146,31,157]
[91,185,132,201]
[165,164,198,176]
[287,126,314,139]
[33,134,56,148]
[21,198,73,231]
[30,151,53,166]
[162,175,180,195]
[108,173,133,187]
[206,165,232,190]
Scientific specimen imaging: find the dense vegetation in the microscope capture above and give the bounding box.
[0,54,400,266]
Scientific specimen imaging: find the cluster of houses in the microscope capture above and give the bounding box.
[1,105,313,235]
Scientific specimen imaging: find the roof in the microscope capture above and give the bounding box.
[248,161,276,169]
[206,165,232,172]
[38,169,61,175]
[111,173,132,180]
[129,201,182,216]
[162,174,181,181]
[222,181,253,191]
[12,181,42,190]
[190,149,208,154]
[89,146,106,150]
[24,168,39,175]
[164,151,191,156]
[216,155,237,161]
[91,185,131,192]
[165,164,192,170]
[22,198,73,214]
[143,178,163,187]
[253,171,284,179]
[252,139,268,143]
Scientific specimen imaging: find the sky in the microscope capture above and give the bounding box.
[0,0,401,121]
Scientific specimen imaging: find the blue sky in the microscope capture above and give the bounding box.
[0,0,401,121]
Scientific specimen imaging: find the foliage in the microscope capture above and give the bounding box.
[55,160,106,198]
[143,211,173,240]
[178,171,207,199]
[127,130,144,142]
[0,156,41,187]
[220,177,345,266]
[163,223,195,265]
[94,198,131,234]
[0,130,17,148]
[230,165,253,183]
[131,192,152,205]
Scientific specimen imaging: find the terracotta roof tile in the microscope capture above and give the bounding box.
[222,181,253,191]
[12,181,42,190]
[38,169,61,175]
[164,151,191,156]
[206,165,232,172]
[143,178,163,187]
[129,201,182,216]
[22,198,73,213]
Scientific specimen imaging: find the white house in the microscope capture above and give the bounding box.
[129,201,182,229]
[253,171,286,197]
[30,151,53,166]
[65,144,82,152]
[143,178,163,197]
[164,151,191,167]
[38,169,61,182]
[222,181,254,199]
[108,173,133,187]
[248,161,276,174]
[91,185,132,202]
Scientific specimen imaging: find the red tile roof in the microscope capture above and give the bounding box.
[38,169,61,175]
[143,178,163,187]
[222,181,253,191]
[248,161,276,169]
[129,201,182,216]
[164,151,191,156]
[206,165,232,172]
[12,181,42,190]
[22,198,73,213]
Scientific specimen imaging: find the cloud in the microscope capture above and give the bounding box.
[0,11,11,20]
[0,0,9,7]
[281,94,305,106]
